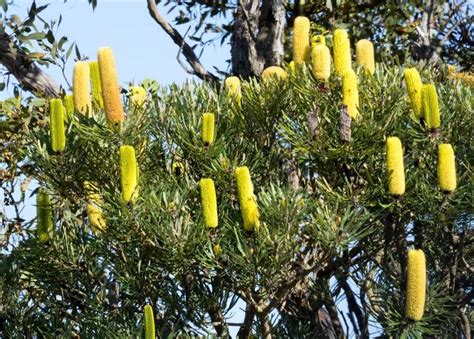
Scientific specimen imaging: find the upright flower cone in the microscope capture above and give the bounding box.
[235,166,260,232]
[386,137,405,196]
[405,249,426,321]
[89,60,104,110]
[404,68,423,118]
[438,144,456,193]
[333,29,351,76]
[422,84,440,129]
[311,36,331,81]
[355,39,375,74]
[293,16,310,65]
[37,188,53,241]
[129,86,147,108]
[342,69,359,119]
[144,304,155,339]
[63,94,74,119]
[224,76,242,105]
[50,98,65,152]
[120,145,138,203]
[84,181,106,233]
[202,113,215,146]
[199,178,218,228]
[261,66,288,81]
[73,61,93,116]
[98,47,124,125]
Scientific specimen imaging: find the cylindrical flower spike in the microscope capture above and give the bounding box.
[50,98,65,152]
[333,29,351,76]
[405,249,426,321]
[120,145,138,203]
[73,61,93,116]
[438,144,456,193]
[199,178,218,228]
[293,16,310,65]
[37,188,53,241]
[261,66,288,81]
[404,68,423,118]
[98,47,124,125]
[311,40,331,81]
[342,69,359,119]
[89,61,104,110]
[63,94,74,119]
[422,84,440,130]
[235,166,260,232]
[386,137,405,196]
[202,113,215,146]
[355,39,375,75]
[144,304,155,339]
[84,181,106,233]
[129,86,147,108]
[224,76,242,104]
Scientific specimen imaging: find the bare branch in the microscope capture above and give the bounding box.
[146,0,218,82]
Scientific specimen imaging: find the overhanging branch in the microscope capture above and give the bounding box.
[146,0,218,82]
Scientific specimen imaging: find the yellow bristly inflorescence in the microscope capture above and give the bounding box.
[405,249,426,321]
[144,304,155,339]
[37,188,53,241]
[311,35,331,81]
[342,69,359,119]
[422,84,440,130]
[98,47,124,125]
[50,98,66,152]
[73,61,93,116]
[386,137,405,196]
[235,166,260,232]
[129,86,147,108]
[84,181,106,233]
[261,66,288,81]
[224,76,242,105]
[403,68,423,118]
[355,39,375,74]
[120,145,138,203]
[293,16,310,65]
[89,61,104,110]
[202,113,215,146]
[333,28,351,76]
[199,178,218,228]
[438,144,456,193]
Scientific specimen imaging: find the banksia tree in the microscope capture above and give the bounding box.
[199,178,218,228]
[342,68,359,118]
[235,166,260,232]
[49,98,65,152]
[36,188,53,241]
[422,84,440,130]
[89,61,104,110]
[438,144,456,193]
[355,39,375,74]
[98,47,124,125]
[73,61,93,116]
[405,249,426,321]
[386,136,405,196]
[293,16,310,65]
[202,112,215,146]
[311,35,331,81]
[404,68,423,118]
[333,28,351,76]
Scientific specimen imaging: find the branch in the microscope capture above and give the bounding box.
[0,32,60,98]
[146,0,218,82]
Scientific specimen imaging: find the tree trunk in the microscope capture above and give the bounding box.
[231,0,286,78]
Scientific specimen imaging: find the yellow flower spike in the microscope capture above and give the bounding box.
[422,84,440,130]
[98,47,124,125]
[333,28,351,76]
[202,113,215,146]
[199,178,218,228]
[120,145,138,203]
[37,188,53,241]
[84,181,106,233]
[355,39,375,75]
[63,94,74,119]
[129,86,147,108]
[73,61,93,116]
[386,137,405,196]
[235,166,260,232]
[144,304,155,339]
[342,69,359,119]
[311,41,331,81]
[293,16,310,65]
[403,68,423,118]
[405,249,426,321]
[224,76,242,104]
[50,98,66,152]
[213,244,222,256]
[438,144,456,193]
[312,35,326,47]
[89,61,104,110]
[261,66,288,81]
